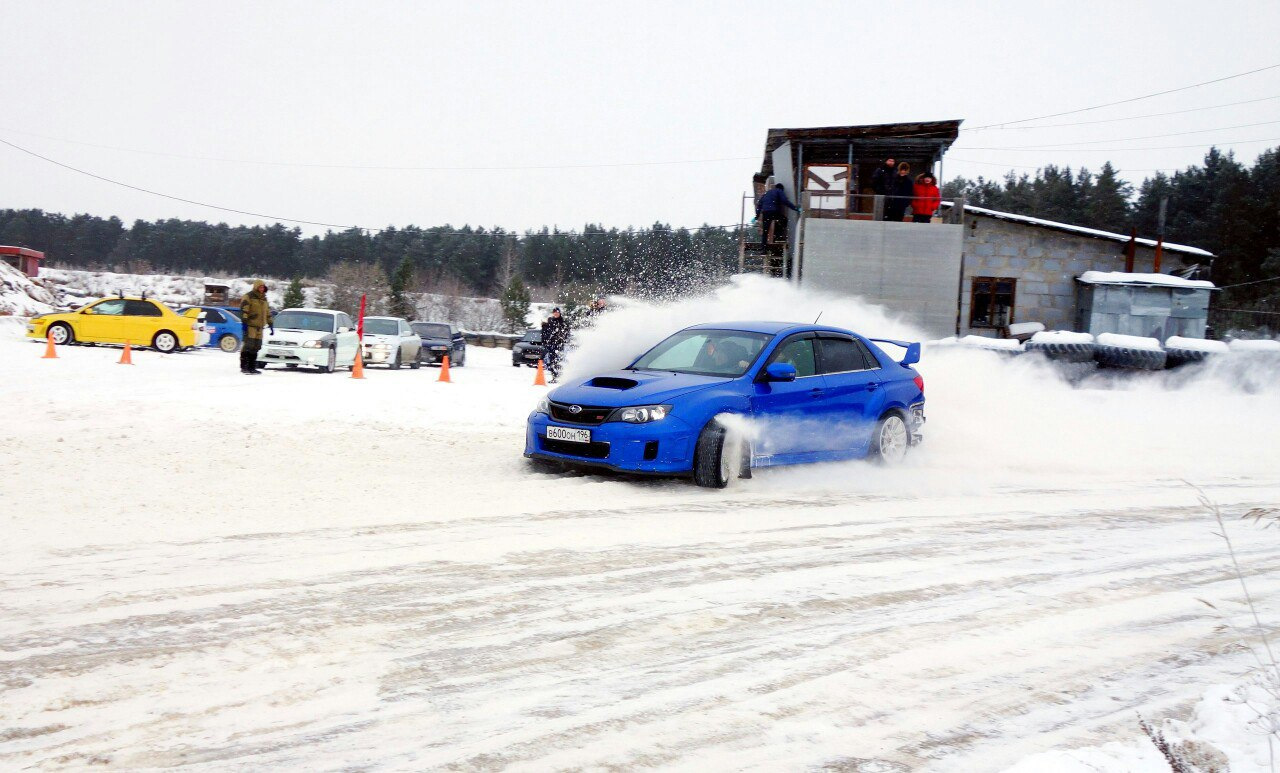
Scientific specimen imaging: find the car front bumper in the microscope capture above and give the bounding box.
[258,346,330,367]
[525,412,699,474]
[363,346,396,364]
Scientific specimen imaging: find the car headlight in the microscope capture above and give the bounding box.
[301,339,325,348]
[535,396,550,414]
[615,405,671,424]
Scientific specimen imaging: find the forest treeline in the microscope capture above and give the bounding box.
[2,146,1277,316]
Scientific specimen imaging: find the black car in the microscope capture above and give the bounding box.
[512,328,543,367]
[411,321,467,366]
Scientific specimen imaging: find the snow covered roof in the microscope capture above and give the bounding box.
[942,203,1215,259]
[1077,271,1216,289]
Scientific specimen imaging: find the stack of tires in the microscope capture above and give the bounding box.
[1165,336,1229,367]
[1094,333,1166,370]
[1025,331,1096,363]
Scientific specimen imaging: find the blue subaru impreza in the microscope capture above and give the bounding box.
[525,322,925,487]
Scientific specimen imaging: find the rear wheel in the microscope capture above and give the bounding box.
[153,330,178,353]
[48,323,73,346]
[870,413,909,465]
[218,333,240,353]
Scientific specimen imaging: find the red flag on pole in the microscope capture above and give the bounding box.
[357,294,367,339]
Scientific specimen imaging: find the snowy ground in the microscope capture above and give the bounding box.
[3,276,1280,771]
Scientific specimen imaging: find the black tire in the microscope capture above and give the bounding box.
[456,351,466,367]
[152,330,179,353]
[390,349,402,370]
[1025,340,1096,363]
[1165,347,1215,368]
[869,412,910,465]
[409,351,421,370]
[512,361,520,367]
[1094,344,1166,370]
[48,322,73,346]
[218,334,240,353]
[693,422,733,489]
[322,346,337,373]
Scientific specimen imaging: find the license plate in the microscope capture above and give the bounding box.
[267,348,290,356]
[525,353,539,359]
[547,426,590,443]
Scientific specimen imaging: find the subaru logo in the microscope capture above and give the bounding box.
[568,405,582,414]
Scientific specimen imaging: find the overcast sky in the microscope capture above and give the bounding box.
[3,0,1279,235]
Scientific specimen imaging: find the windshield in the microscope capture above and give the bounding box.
[364,319,399,336]
[413,323,451,338]
[630,329,771,377]
[273,310,334,333]
[521,330,542,343]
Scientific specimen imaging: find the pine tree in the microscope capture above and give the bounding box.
[283,277,306,309]
[388,256,416,320]
[1083,162,1132,232]
[499,275,531,333]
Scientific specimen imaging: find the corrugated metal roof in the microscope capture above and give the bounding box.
[759,120,963,178]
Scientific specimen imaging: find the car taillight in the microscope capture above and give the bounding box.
[913,374,924,393]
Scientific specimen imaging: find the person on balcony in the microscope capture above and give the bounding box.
[756,183,800,247]
[871,158,896,196]
[911,173,941,223]
[884,162,914,222]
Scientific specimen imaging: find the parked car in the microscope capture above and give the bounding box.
[411,321,466,366]
[257,308,360,373]
[512,328,544,367]
[177,305,243,352]
[362,316,422,369]
[525,322,925,488]
[26,296,203,353]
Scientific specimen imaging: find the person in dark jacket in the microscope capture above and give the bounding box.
[755,183,800,247]
[238,279,271,375]
[541,307,570,381]
[870,158,896,196]
[884,162,914,222]
[911,173,941,223]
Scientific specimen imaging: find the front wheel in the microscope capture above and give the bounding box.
[870,413,909,465]
[48,323,73,346]
[390,349,402,370]
[322,347,336,373]
[152,330,178,353]
[218,334,240,353]
[693,422,747,489]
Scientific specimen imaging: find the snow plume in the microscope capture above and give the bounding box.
[565,275,1280,491]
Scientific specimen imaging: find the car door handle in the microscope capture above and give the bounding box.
[864,382,881,391]
[809,388,825,398]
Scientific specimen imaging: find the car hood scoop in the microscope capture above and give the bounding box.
[586,376,639,390]
[552,370,724,407]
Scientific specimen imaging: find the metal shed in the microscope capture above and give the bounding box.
[1075,272,1215,339]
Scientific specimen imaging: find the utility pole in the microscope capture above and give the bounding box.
[1153,196,1168,273]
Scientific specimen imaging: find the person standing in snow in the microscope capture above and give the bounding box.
[238,279,271,375]
[911,173,941,223]
[541,307,570,381]
[884,162,915,222]
[756,183,800,248]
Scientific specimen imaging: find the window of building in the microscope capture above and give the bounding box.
[970,277,1016,328]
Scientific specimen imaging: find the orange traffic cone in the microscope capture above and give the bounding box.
[41,330,58,359]
[350,351,365,379]
[438,355,451,383]
[533,358,547,386]
[118,340,133,365]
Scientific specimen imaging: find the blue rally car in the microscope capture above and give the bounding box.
[177,305,244,352]
[525,322,925,487]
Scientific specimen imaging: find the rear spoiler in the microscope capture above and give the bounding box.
[868,338,921,367]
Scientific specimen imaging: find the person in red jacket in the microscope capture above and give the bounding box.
[911,173,941,223]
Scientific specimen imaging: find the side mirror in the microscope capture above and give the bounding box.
[765,362,798,382]
[338,326,352,333]
[900,342,921,366]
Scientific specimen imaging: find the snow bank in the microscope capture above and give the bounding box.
[1228,338,1280,352]
[1096,332,1164,352]
[0,261,58,316]
[1030,331,1094,344]
[1007,321,1045,336]
[1078,271,1215,289]
[958,334,1024,351]
[1165,336,1229,353]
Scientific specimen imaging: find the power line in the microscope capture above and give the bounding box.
[963,62,1280,130]
[0,126,755,172]
[945,157,1181,174]
[966,95,1280,131]
[955,135,1280,152]
[0,137,742,236]
[1217,275,1280,290]
[952,120,1280,150]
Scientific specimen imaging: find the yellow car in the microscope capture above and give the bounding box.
[27,296,204,353]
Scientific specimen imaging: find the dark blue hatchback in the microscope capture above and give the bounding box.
[525,322,926,487]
